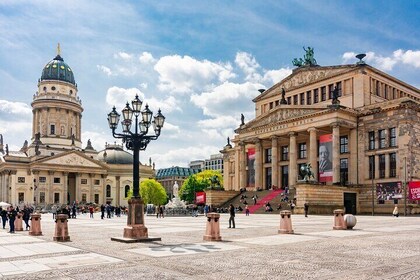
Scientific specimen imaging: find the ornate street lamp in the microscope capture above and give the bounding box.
[108,95,165,242]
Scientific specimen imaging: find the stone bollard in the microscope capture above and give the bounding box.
[344,214,357,229]
[14,213,23,231]
[29,213,43,236]
[333,209,346,230]
[203,213,222,241]
[53,214,70,242]
[278,210,294,234]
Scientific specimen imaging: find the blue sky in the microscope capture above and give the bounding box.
[0,0,419,168]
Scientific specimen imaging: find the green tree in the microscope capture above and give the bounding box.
[127,179,167,205]
[179,170,223,203]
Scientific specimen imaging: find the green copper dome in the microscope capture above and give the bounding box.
[41,54,76,85]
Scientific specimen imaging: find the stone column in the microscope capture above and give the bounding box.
[10,171,17,204]
[102,174,107,204]
[385,154,390,178]
[349,128,358,184]
[90,174,94,203]
[116,176,121,206]
[63,172,68,205]
[308,128,318,177]
[240,143,247,189]
[271,136,279,188]
[75,173,80,203]
[223,152,231,190]
[234,148,240,191]
[254,139,262,190]
[32,170,40,205]
[332,124,340,183]
[288,132,297,187]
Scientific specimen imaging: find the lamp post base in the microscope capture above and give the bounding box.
[111,197,161,243]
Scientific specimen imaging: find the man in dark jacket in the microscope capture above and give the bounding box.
[0,207,8,229]
[228,204,235,228]
[7,206,17,233]
[22,206,31,230]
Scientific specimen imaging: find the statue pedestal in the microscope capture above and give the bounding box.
[29,214,43,236]
[53,214,70,242]
[14,213,23,231]
[203,213,222,241]
[278,210,294,234]
[333,209,346,230]
[111,197,161,243]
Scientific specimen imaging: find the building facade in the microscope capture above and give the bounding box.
[221,55,420,203]
[156,166,201,199]
[204,153,224,174]
[0,46,154,207]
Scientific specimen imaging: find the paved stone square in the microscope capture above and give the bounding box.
[0,212,419,279]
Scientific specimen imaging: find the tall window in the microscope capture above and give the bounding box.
[321,86,326,101]
[376,81,380,96]
[389,153,396,177]
[50,124,55,135]
[125,185,130,198]
[265,167,272,189]
[287,96,291,105]
[336,81,342,96]
[328,84,334,99]
[379,154,385,178]
[314,89,319,103]
[378,129,386,148]
[94,194,99,204]
[369,156,375,179]
[54,193,60,204]
[18,192,24,203]
[265,148,272,163]
[39,192,45,203]
[281,166,288,188]
[389,127,396,147]
[293,95,298,105]
[300,93,305,105]
[281,146,289,161]
[106,185,111,198]
[340,136,349,154]
[298,143,307,159]
[82,193,87,203]
[340,158,348,185]
[384,85,388,99]
[368,131,375,150]
[306,91,312,105]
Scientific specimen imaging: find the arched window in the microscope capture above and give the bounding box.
[125,185,130,198]
[106,185,111,198]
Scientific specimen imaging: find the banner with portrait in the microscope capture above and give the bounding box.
[408,181,420,200]
[247,148,255,188]
[319,134,333,182]
[376,181,402,204]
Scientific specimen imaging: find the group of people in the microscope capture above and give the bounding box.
[0,205,34,233]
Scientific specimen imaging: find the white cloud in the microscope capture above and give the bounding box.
[0,100,32,115]
[105,86,145,109]
[114,51,133,61]
[235,52,262,82]
[342,49,420,71]
[154,55,235,94]
[263,68,292,84]
[190,81,263,117]
[148,145,220,167]
[97,65,113,76]
[393,49,420,68]
[81,130,114,152]
[139,52,156,64]
[197,115,238,129]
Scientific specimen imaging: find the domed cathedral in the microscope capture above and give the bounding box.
[221,49,420,215]
[0,44,155,208]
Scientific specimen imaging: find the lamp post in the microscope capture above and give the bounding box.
[107,95,165,241]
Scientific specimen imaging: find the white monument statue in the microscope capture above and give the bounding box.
[165,181,186,209]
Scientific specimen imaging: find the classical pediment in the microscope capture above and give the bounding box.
[256,65,358,101]
[240,107,324,131]
[37,151,103,168]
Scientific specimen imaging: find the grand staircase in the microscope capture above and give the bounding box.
[247,190,283,214]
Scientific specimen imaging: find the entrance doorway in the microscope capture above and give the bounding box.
[344,192,357,214]
[68,173,76,204]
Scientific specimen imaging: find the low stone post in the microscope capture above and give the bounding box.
[29,213,43,236]
[278,210,294,234]
[343,214,357,229]
[53,214,70,242]
[333,209,346,230]
[203,213,222,241]
[14,213,23,231]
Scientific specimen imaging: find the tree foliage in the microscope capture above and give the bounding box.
[179,170,223,203]
[127,179,167,205]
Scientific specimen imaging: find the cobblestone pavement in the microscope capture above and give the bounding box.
[1,212,419,279]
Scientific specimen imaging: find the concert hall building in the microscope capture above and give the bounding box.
[221,54,420,214]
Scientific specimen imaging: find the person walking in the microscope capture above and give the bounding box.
[51,205,57,220]
[245,205,250,216]
[7,206,17,233]
[89,205,94,218]
[304,202,309,218]
[393,205,399,217]
[228,204,235,228]
[0,207,8,229]
[22,206,31,230]
[100,204,105,219]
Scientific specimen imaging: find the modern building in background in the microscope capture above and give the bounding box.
[0,46,154,207]
[204,153,224,173]
[155,166,201,199]
[189,160,205,171]
[221,53,419,206]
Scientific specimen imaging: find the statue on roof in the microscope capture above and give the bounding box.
[5,144,8,155]
[332,86,340,105]
[241,113,245,125]
[280,88,288,104]
[71,134,75,145]
[20,140,28,153]
[292,46,318,67]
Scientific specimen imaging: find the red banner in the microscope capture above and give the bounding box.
[247,148,255,188]
[195,191,206,204]
[319,134,333,182]
[409,181,420,200]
